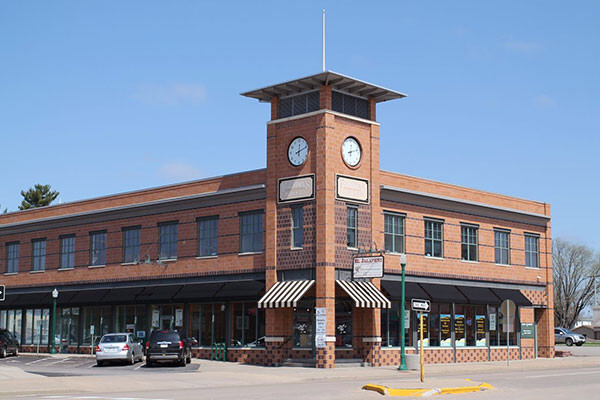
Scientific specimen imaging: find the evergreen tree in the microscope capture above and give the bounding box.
[18,184,59,210]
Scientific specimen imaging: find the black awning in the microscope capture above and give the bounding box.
[491,288,532,306]
[172,283,224,301]
[457,286,501,305]
[420,283,468,303]
[213,281,265,299]
[381,281,430,301]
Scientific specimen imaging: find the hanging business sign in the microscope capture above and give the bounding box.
[175,309,184,327]
[278,174,315,204]
[352,255,384,279]
[0,285,4,302]
[315,307,327,348]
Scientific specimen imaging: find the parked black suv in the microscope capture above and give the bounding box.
[0,329,20,358]
[145,330,196,367]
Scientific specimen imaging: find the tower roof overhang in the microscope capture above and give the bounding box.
[241,70,406,103]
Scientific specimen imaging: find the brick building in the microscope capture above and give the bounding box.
[0,71,553,367]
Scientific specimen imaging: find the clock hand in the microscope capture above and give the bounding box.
[296,146,307,155]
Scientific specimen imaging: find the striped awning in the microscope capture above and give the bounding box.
[336,280,391,308]
[258,280,315,308]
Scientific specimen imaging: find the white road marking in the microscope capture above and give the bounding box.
[527,370,600,378]
[25,358,47,365]
[45,358,71,366]
[133,362,146,370]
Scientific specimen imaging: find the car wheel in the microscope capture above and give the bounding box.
[186,354,191,364]
[96,360,104,367]
[565,338,573,346]
[13,347,19,357]
[576,342,584,346]
[128,352,135,365]
[0,347,7,358]
[179,357,186,367]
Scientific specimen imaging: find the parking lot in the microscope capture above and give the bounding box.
[0,354,200,376]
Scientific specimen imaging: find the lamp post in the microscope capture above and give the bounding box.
[398,253,408,371]
[50,288,58,354]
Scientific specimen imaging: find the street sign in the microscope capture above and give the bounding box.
[500,299,516,332]
[411,299,431,312]
[352,255,384,279]
[0,285,4,301]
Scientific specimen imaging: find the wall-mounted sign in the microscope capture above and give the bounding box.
[440,314,451,347]
[489,313,496,331]
[336,174,369,204]
[126,324,135,331]
[151,310,160,328]
[278,174,315,204]
[175,309,184,327]
[315,307,327,348]
[521,323,535,339]
[137,330,146,338]
[352,255,384,279]
[476,315,486,347]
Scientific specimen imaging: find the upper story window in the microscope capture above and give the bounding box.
[424,219,443,258]
[90,231,107,266]
[384,213,405,254]
[60,235,75,269]
[347,206,358,249]
[291,206,304,249]
[494,229,510,265]
[158,222,178,260]
[240,211,263,253]
[6,242,19,274]
[278,91,319,119]
[198,216,219,257]
[332,91,369,119]
[461,225,478,262]
[122,226,141,263]
[31,239,46,271]
[525,234,539,268]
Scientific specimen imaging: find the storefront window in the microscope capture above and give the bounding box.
[293,303,313,348]
[57,307,79,351]
[416,311,429,347]
[115,305,147,341]
[454,305,466,347]
[82,306,111,345]
[229,302,262,347]
[200,304,213,346]
[465,305,475,347]
[498,306,517,346]
[381,302,411,347]
[429,304,440,346]
[150,304,184,333]
[440,304,452,347]
[335,301,353,348]
[24,308,49,345]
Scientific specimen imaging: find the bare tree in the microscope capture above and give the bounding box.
[553,238,600,328]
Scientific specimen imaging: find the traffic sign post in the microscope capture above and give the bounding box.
[411,299,430,382]
[500,299,516,366]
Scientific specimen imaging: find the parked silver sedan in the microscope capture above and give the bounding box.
[95,333,144,366]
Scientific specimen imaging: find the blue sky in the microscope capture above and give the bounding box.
[0,1,598,247]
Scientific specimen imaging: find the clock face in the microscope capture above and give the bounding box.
[342,137,361,167]
[288,137,308,166]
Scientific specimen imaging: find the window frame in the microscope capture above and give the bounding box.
[158,222,178,261]
[525,233,540,268]
[346,206,358,249]
[122,226,141,264]
[384,212,405,254]
[460,224,478,262]
[31,238,46,272]
[424,219,444,258]
[494,229,511,265]
[291,205,304,249]
[239,211,264,254]
[59,235,76,269]
[89,230,107,267]
[197,216,219,257]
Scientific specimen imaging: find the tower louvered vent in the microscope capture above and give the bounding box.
[278,91,320,119]
[332,91,369,119]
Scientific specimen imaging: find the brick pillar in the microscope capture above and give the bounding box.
[320,85,332,110]
[538,204,555,358]
[315,111,336,368]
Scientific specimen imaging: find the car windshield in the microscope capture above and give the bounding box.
[101,335,127,343]
[563,329,575,335]
[150,331,180,342]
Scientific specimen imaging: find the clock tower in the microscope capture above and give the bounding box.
[243,71,405,367]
